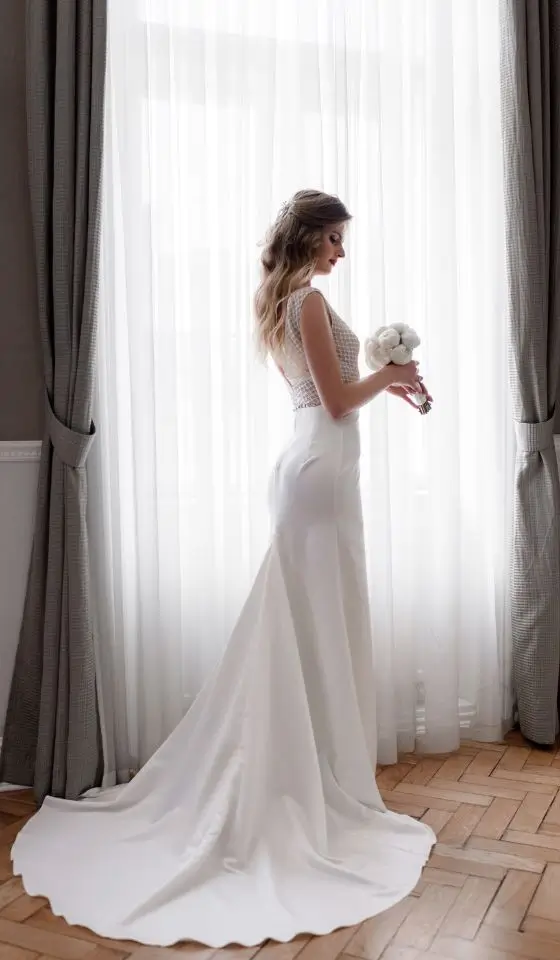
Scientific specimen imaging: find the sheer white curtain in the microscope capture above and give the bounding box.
[90,0,513,784]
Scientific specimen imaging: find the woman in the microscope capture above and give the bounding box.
[11,190,435,949]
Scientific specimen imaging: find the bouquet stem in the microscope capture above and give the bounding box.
[415,395,432,415]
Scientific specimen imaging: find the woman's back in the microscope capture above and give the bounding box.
[276,288,360,410]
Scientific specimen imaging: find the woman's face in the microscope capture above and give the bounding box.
[314,223,346,275]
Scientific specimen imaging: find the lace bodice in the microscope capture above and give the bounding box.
[274,288,360,410]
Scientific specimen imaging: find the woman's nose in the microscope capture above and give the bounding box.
[338,247,345,258]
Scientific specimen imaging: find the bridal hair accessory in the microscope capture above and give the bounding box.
[364,324,431,415]
[279,199,298,220]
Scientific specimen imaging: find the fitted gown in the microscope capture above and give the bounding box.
[11,287,435,948]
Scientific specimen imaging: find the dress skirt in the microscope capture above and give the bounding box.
[11,407,435,948]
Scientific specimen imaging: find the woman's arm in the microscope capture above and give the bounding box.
[299,291,421,419]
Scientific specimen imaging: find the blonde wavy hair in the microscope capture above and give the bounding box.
[254,189,351,357]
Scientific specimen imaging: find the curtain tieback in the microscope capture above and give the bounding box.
[515,416,555,454]
[46,390,96,468]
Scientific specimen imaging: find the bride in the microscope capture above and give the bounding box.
[11,190,436,949]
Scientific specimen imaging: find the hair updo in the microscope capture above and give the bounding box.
[254,189,351,357]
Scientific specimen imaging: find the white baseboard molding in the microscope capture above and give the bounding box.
[0,441,42,462]
[0,442,41,739]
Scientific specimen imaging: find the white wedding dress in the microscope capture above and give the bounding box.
[11,288,435,948]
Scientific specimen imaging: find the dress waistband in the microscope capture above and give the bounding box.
[294,406,359,427]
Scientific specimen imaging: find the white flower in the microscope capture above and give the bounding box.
[378,328,400,348]
[364,338,379,370]
[400,327,421,351]
[389,343,412,365]
[364,337,389,370]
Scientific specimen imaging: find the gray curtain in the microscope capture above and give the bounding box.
[0,0,107,800]
[501,0,560,745]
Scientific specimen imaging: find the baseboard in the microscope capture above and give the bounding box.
[0,441,42,462]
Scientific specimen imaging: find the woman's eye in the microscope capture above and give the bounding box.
[330,235,339,244]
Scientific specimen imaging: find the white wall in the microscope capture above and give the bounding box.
[0,442,40,738]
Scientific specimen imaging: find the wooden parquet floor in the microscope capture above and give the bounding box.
[3,733,560,960]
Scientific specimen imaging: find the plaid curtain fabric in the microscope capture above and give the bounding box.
[0,0,107,800]
[501,0,560,744]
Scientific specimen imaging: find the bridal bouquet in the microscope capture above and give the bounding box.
[364,323,431,415]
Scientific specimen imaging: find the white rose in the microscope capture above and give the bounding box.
[364,338,378,369]
[401,327,421,350]
[378,328,400,348]
[389,343,413,365]
[364,337,387,370]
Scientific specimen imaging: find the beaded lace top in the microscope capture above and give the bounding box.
[274,287,360,410]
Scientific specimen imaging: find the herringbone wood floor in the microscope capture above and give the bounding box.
[2,733,560,960]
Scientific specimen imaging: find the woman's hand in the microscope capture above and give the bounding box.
[386,383,432,408]
[383,361,421,391]
[386,384,422,409]
[383,363,433,410]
